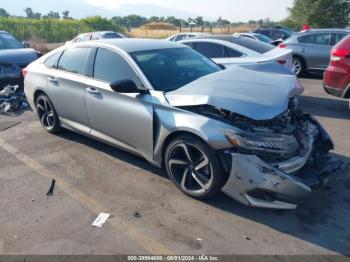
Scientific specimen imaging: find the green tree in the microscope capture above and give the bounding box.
[43,11,60,19]
[62,11,71,19]
[286,0,350,29]
[0,8,9,18]
[195,16,204,26]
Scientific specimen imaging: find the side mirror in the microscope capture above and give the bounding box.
[110,79,147,94]
[22,42,30,48]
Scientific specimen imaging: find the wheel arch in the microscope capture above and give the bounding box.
[293,54,308,71]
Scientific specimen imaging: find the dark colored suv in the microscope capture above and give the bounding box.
[253,28,292,41]
[0,31,40,90]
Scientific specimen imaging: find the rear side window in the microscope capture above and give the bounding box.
[93,48,139,84]
[194,42,225,58]
[224,47,243,58]
[298,33,332,45]
[58,47,91,75]
[230,37,274,54]
[334,33,348,45]
[44,51,62,68]
[103,32,122,39]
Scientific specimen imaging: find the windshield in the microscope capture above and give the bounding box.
[255,34,272,43]
[0,33,23,49]
[130,47,221,92]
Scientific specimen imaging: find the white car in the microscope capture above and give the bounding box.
[65,31,125,45]
[233,33,273,44]
[180,35,294,72]
[166,32,211,42]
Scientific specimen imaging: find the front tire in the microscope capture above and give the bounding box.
[164,135,227,199]
[35,94,62,134]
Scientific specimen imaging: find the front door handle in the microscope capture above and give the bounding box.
[48,76,59,84]
[86,87,101,96]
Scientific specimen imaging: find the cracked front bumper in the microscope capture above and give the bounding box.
[221,118,349,210]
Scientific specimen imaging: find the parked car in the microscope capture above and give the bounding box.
[0,31,41,90]
[233,33,273,44]
[180,35,294,72]
[24,39,344,209]
[323,34,350,99]
[166,32,211,42]
[253,28,292,41]
[66,31,125,45]
[279,29,349,76]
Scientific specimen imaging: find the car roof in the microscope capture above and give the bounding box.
[296,29,350,35]
[78,38,185,53]
[0,31,9,34]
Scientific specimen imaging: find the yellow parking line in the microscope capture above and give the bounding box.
[0,137,173,255]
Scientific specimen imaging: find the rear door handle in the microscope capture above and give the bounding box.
[298,48,305,52]
[86,87,101,96]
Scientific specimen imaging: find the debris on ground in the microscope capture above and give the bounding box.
[92,213,111,228]
[197,238,203,241]
[46,179,56,197]
[133,211,142,218]
[245,235,252,241]
[0,85,29,115]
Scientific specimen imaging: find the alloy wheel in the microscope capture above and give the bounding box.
[293,59,302,76]
[36,97,55,129]
[167,142,213,195]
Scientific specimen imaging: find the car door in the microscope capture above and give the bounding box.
[297,33,332,69]
[47,47,92,132]
[85,47,154,159]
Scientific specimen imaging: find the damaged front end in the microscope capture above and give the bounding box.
[183,98,348,209]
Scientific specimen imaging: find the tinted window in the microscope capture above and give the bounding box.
[0,33,23,49]
[298,33,332,45]
[224,47,243,57]
[194,42,225,58]
[58,47,91,75]
[175,35,188,41]
[169,36,176,41]
[271,29,290,40]
[256,30,271,37]
[335,33,348,44]
[103,32,122,39]
[229,37,274,54]
[44,51,62,68]
[130,48,220,92]
[94,48,139,84]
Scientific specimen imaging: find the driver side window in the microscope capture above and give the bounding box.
[93,48,140,85]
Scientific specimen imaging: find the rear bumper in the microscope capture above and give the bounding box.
[221,117,348,209]
[323,83,346,98]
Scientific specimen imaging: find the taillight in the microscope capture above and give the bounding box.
[277,60,287,65]
[279,43,287,48]
[22,67,28,78]
[330,48,350,62]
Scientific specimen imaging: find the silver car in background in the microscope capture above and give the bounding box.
[280,29,349,76]
[24,39,344,209]
[180,35,294,72]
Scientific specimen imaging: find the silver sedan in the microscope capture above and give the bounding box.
[24,39,345,209]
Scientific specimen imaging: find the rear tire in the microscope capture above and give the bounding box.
[164,135,227,200]
[35,94,62,134]
[293,57,305,77]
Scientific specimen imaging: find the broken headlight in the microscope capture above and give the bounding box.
[223,130,299,157]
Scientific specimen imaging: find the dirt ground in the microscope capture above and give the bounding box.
[0,75,349,256]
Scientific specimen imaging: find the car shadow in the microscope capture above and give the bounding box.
[299,95,350,120]
[57,130,350,255]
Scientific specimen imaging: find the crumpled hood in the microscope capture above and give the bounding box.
[165,63,302,120]
[0,48,38,66]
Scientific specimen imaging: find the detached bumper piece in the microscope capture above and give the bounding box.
[221,118,349,210]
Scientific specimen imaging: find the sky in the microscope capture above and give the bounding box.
[84,0,294,21]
